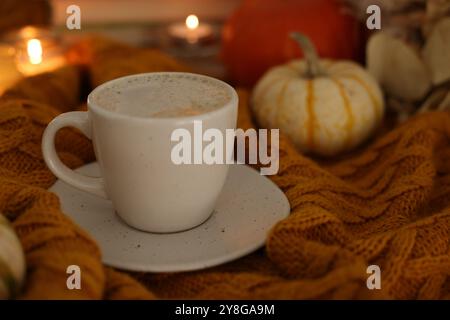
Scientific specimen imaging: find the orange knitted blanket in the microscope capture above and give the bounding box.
[1,37,449,299]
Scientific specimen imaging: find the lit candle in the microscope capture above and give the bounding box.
[16,38,66,76]
[168,14,214,44]
[3,27,66,77]
[0,45,23,95]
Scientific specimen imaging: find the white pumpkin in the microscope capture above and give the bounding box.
[252,33,384,156]
[0,214,25,299]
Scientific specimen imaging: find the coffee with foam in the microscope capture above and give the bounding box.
[90,73,231,118]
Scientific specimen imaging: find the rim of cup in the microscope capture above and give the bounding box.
[87,72,238,124]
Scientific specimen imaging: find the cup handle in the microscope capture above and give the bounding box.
[42,111,108,199]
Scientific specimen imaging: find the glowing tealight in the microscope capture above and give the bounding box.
[27,39,43,65]
[186,14,199,30]
[169,14,213,45]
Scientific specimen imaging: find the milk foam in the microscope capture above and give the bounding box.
[90,73,231,118]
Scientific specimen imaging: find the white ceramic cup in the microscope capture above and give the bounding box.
[42,72,238,233]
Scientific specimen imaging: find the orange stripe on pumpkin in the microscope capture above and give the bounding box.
[344,74,382,122]
[306,80,316,150]
[331,78,355,148]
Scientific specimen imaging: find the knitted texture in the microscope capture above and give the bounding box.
[0,37,449,299]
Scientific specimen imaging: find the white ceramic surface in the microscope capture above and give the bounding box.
[42,72,238,233]
[50,162,290,272]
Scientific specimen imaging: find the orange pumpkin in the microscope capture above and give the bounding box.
[221,0,362,86]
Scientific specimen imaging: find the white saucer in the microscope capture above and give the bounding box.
[49,162,290,272]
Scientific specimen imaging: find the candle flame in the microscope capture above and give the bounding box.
[186,14,199,30]
[27,39,43,65]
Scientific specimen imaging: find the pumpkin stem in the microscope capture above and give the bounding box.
[290,32,326,78]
